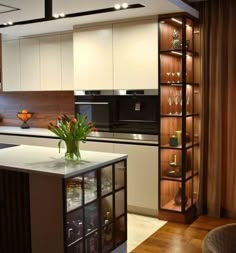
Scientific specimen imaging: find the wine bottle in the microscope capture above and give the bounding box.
[103,219,112,245]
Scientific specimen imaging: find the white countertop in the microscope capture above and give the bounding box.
[0,145,127,178]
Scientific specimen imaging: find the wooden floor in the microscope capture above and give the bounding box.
[131,216,236,253]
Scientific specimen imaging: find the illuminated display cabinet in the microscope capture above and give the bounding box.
[158,13,200,223]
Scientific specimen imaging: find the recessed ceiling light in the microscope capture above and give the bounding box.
[59,13,65,18]
[114,4,121,10]
[122,3,129,8]
[53,13,59,18]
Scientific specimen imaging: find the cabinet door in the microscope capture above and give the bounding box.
[40,35,62,90]
[2,40,21,91]
[114,143,158,216]
[73,25,113,90]
[60,33,74,90]
[81,141,114,153]
[113,19,158,90]
[20,38,41,91]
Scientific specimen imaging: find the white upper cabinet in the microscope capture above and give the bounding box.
[73,25,113,90]
[2,40,21,91]
[60,33,74,90]
[113,19,158,90]
[20,38,41,91]
[40,35,62,90]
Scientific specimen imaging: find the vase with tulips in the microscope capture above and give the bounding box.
[48,114,96,161]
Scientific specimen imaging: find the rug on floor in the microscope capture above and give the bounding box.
[127,213,167,252]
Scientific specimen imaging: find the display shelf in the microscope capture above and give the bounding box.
[158,13,200,223]
[65,159,127,252]
[161,169,198,181]
[160,141,198,149]
[161,198,192,212]
[160,49,199,57]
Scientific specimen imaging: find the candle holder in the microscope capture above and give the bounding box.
[17,110,33,129]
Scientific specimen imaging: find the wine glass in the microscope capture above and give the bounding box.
[167,89,173,114]
[176,72,181,83]
[171,72,176,83]
[174,92,179,115]
[186,94,190,114]
[166,72,171,83]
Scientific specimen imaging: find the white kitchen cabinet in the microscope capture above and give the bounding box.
[114,143,158,216]
[60,33,74,90]
[40,35,62,90]
[81,140,114,153]
[113,19,158,90]
[73,24,113,90]
[2,40,21,91]
[20,38,41,91]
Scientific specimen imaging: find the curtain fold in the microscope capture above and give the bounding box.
[197,0,236,218]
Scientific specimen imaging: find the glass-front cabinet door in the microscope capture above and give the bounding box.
[158,14,200,223]
[64,159,127,253]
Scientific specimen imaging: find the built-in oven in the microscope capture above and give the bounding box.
[74,89,159,138]
[113,89,159,135]
[74,90,114,132]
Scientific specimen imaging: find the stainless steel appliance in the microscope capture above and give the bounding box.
[74,90,114,132]
[74,89,159,137]
[113,89,159,135]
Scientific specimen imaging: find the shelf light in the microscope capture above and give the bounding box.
[59,13,65,18]
[8,21,13,25]
[171,51,182,56]
[171,18,182,25]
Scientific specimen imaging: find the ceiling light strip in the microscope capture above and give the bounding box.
[0,3,144,28]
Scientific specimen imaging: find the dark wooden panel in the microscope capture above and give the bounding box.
[0,91,74,128]
[0,169,31,253]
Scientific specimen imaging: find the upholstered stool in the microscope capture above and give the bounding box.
[202,223,236,253]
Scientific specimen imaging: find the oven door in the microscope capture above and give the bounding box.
[74,101,113,131]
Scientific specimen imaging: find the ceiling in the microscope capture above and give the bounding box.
[0,0,199,39]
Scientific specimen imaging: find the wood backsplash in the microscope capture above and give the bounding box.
[0,91,74,128]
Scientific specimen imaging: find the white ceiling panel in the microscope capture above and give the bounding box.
[0,0,199,38]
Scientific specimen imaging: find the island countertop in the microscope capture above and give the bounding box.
[0,145,127,178]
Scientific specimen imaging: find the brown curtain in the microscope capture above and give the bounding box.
[196,0,236,218]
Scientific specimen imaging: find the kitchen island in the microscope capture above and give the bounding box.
[0,144,127,253]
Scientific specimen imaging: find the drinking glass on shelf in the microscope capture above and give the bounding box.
[166,72,171,83]
[186,94,190,114]
[167,90,173,115]
[179,96,183,115]
[176,72,181,83]
[174,89,182,115]
[171,72,176,83]
[174,93,179,115]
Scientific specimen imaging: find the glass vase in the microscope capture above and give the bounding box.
[64,140,81,162]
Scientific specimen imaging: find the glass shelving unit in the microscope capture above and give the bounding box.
[158,13,200,223]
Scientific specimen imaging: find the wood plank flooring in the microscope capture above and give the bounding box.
[131,216,236,253]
